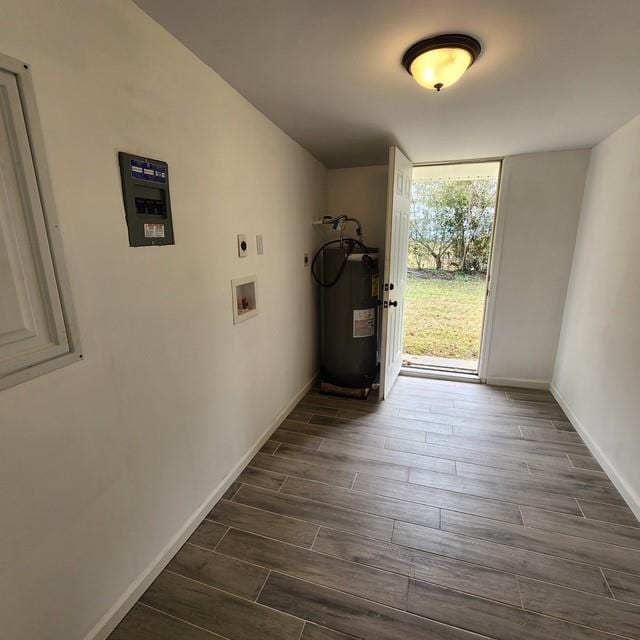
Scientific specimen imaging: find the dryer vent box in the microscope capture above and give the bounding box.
[118,151,175,247]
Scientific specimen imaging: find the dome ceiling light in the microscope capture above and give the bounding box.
[402,33,482,92]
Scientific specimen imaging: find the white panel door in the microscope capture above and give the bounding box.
[0,66,70,381]
[379,145,412,399]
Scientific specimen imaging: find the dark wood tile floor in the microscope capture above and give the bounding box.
[109,377,640,640]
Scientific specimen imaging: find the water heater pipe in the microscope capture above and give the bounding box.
[312,215,363,244]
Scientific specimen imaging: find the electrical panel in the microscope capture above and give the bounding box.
[118,152,175,247]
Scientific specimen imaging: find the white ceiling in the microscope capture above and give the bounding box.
[134,0,640,168]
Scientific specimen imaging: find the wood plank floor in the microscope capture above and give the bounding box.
[109,377,640,640]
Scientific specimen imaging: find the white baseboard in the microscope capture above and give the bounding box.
[551,382,640,522]
[485,376,550,390]
[84,372,317,640]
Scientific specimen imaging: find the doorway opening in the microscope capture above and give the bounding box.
[402,161,501,375]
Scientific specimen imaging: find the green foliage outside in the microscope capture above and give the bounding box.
[404,177,496,360]
[403,273,486,359]
[409,178,496,273]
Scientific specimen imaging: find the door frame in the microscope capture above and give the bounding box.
[405,156,506,382]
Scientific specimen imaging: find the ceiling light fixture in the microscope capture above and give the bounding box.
[402,34,481,92]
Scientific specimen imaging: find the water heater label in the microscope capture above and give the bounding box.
[353,308,375,338]
[371,273,380,297]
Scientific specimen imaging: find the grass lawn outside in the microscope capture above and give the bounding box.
[403,272,487,360]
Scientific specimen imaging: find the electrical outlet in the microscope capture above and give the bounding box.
[256,234,264,255]
[237,234,248,257]
[304,252,309,267]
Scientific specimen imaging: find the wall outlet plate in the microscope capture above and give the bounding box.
[237,234,248,257]
[256,234,264,255]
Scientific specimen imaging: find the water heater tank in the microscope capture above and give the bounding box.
[320,245,379,388]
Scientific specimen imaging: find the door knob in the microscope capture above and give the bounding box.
[389,300,398,307]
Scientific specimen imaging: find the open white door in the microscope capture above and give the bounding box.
[379,145,412,399]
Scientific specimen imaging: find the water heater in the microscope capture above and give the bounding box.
[318,243,379,389]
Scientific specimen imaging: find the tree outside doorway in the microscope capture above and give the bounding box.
[408,178,496,274]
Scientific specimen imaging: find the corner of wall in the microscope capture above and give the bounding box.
[550,382,640,522]
[549,114,640,525]
[84,371,317,640]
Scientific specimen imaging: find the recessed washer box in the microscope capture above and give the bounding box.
[232,275,258,324]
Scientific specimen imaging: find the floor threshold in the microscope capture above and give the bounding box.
[400,367,481,383]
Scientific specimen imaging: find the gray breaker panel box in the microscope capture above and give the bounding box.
[118,151,175,247]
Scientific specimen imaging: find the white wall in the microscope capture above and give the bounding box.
[0,2,326,640]
[483,150,590,386]
[328,154,590,387]
[327,165,388,255]
[553,114,640,517]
